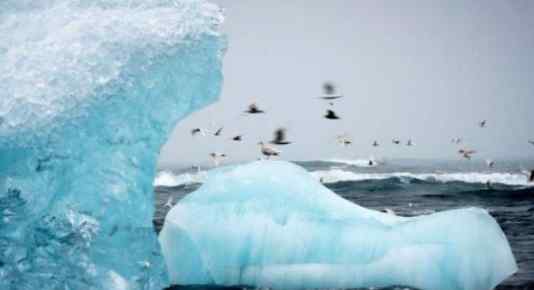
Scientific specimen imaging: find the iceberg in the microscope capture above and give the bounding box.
[0,0,224,289]
[160,161,517,290]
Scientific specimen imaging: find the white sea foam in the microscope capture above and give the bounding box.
[154,170,207,187]
[311,169,532,187]
[326,158,380,167]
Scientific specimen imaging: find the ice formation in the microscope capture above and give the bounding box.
[0,1,224,289]
[160,161,517,290]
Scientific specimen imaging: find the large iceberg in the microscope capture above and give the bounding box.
[160,161,517,290]
[0,0,224,289]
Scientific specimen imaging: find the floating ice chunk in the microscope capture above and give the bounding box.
[160,161,517,290]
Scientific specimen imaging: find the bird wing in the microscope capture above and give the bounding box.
[274,128,285,143]
[215,127,223,136]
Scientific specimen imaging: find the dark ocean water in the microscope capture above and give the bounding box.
[154,159,534,290]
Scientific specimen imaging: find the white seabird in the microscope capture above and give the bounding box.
[258,142,280,159]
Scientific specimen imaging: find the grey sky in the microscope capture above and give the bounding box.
[158,0,534,168]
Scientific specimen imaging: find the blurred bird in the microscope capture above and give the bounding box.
[406,139,414,146]
[486,159,495,168]
[213,127,223,136]
[458,148,477,160]
[232,135,243,142]
[392,138,401,145]
[258,142,280,159]
[245,102,265,114]
[479,120,487,128]
[271,128,291,145]
[451,137,462,144]
[319,82,343,100]
[528,140,534,146]
[383,208,396,216]
[209,152,227,167]
[191,128,206,136]
[164,196,174,208]
[372,140,379,147]
[529,170,534,183]
[336,134,352,147]
[324,109,340,120]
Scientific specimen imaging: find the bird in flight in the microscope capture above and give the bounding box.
[406,139,414,146]
[209,152,227,167]
[232,135,243,142]
[479,120,487,128]
[245,102,265,114]
[271,128,291,145]
[451,137,462,144]
[258,142,281,159]
[458,148,476,160]
[319,82,343,100]
[336,134,352,147]
[372,140,379,147]
[213,127,223,136]
[528,140,534,146]
[324,109,340,120]
[191,128,206,136]
[486,159,495,168]
[392,138,401,145]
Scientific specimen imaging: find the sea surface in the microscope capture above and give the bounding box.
[154,159,534,290]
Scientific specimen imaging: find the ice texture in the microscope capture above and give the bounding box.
[160,161,517,290]
[0,0,224,289]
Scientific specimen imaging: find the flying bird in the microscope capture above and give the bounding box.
[258,142,280,159]
[232,135,243,142]
[191,128,206,136]
[406,139,414,146]
[245,102,265,114]
[529,170,534,183]
[451,137,462,144]
[479,120,487,128]
[324,109,340,120]
[319,82,343,100]
[392,138,401,145]
[336,134,352,147]
[528,140,534,146]
[209,152,227,167]
[271,128,291,145]
[213,127,223,136]
[486,159,495,168]
[372,140,379,147]
[458,148,477,160]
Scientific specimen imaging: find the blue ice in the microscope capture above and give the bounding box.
[0,0,225,289]
[160,161,517,290]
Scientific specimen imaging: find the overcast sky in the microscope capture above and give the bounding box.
[158,0,534,168]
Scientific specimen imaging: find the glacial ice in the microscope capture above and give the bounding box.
[160,161,518,290]
[0,0,224,289]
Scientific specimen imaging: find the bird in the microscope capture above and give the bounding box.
[368,160,374,166]
[164,196,174,208]
[451,137,462,144]
[406,139,414,146]
[528,140,534,146]
[191,128,206,136]
[372,140,379,147]
[245,102,265,114]
[319,82,343,100]
[486,159,495,168]
[271,128,291,145]
[213,127,223,136]
[392,138,401,145]
[479,120,487,128]
[209,152,227,167]
[258,142,280,159]
[324,109,340,120]
[382,208,396,216]
[232,135,243,142]
[336,134,352,147]
[458,148,476,160]
[529,170,534,183]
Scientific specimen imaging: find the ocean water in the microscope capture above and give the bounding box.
[154,159,534,290]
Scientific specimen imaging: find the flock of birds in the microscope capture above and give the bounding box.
[187,82,534,182]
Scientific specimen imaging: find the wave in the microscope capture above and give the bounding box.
[154,170,207,187]
[311,169,533,187]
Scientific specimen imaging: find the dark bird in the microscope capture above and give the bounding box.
[271,128,291,145]
[406,139,414,146]
[213,127,223,136]
[319,82,343,100]
[232,135,243,142]
[486,159,495,168]
[324,109,340,120]
[392,138,401,145]
[191,128,205,136]
[529,170,534,183]
[479,120,487,128]
[372,140,379,147]
[528,140,534,146]
[245,102,264,114]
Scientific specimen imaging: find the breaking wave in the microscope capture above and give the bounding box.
[154,170,207,187]
[311,169,533,187]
